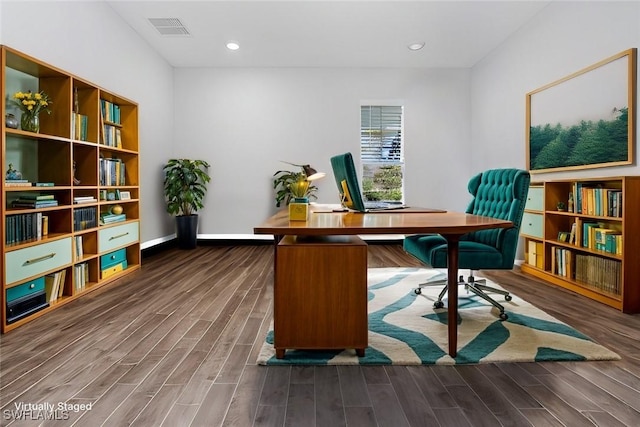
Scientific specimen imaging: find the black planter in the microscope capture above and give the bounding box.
[175,214,198,249]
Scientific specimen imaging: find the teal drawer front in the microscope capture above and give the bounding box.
[98,221,139,253]
[7,277,46,303]
[521,212,544,238]
[525,186,544,211]
[5,238,72,285]
[100,248,127,270]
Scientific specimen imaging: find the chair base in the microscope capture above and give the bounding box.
[414,274,511,321]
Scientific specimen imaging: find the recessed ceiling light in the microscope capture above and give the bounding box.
[408,42,425,51]
[226,41,240,51]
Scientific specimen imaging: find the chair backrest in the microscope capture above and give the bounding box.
[464,168,531,267]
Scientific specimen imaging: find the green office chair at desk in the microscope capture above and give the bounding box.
[403,168,530,321]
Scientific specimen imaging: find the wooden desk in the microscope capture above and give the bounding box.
[254,209,513,357]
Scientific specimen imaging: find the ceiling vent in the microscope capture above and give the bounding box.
[148,18,191,36]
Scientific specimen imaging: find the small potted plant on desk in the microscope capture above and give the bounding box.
[163,159,211,249]
[273,162,324,220]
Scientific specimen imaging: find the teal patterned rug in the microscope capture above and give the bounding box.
[257,268,620,365]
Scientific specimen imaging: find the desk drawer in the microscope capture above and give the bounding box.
[525,186,544,211]
[5,238,72,285]
[98,222,139,253]
[521,212,543,238]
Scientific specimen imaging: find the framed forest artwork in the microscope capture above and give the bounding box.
[526,48,636,173]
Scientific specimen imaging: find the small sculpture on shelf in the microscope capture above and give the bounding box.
[5,113,19,129]
[568,192,574,213]
[6,163,22,180]
[73,161,81,185]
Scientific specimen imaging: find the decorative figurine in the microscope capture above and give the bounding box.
[5,113,19,129]
[6,163,22,180]
[73,161,81,185]
[568,192,574,213]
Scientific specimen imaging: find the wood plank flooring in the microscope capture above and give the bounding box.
[1,243,640,426]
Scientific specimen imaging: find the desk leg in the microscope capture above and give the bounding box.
[445,235,460,358]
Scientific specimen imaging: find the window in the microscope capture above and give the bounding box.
[360,105,404,202]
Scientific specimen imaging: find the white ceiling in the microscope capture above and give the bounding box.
[106,0,552,68]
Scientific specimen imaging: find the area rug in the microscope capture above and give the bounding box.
[257,267,620,365]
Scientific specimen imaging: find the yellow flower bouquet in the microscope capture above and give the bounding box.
[12,90,52,132]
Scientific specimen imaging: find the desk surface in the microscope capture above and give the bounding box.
[254,209,512,237]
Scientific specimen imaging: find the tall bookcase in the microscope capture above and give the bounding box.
[1,46,141,332]
[520,176,640,313]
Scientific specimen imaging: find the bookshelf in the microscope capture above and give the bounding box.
[1,45,141,332]
[520,176,640,313]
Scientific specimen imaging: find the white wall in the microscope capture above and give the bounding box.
[471,0,640,259]
[174,67,473,235]
[0,1,174,248]
[3,1,638,245]
[471,1,640,179]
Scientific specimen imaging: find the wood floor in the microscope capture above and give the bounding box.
[1,243,640,427]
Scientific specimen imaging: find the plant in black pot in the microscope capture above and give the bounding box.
[163,159,211,249]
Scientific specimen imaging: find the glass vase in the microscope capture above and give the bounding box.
[21,113,39,133]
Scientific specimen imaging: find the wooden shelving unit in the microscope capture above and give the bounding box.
[1,45,141,332]
[521,176,640,313]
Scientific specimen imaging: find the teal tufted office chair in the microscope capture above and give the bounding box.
[403,168,530,320]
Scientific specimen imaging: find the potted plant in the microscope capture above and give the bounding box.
[163,159,211,249]
[557,201,566,212]
[273,164,322,207]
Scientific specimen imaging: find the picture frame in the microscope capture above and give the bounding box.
[119,190,131,200]
[526,48,636,173]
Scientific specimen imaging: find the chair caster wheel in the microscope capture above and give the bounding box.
[433,301,444,309]
[499,313,508,321]
[414,288,422,295]
[505,295,512,301]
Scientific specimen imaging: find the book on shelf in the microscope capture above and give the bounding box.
[5,180,32,187]
[74,235,84,261]
[73,196,97,204]
[17,193,55,201]
[101,99,121,124]
[73,207,97,231]
[74,263,88,292]
[72,112,89,141]
[4,212,44,244]
[42,215,49,236]
[44,270,66,303]
[11,199,59,209]
[100,213,126,224]
[33,182,55,187]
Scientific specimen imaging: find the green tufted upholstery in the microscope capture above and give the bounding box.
[403,168,530,319]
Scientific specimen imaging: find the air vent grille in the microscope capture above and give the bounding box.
[148,18,191,36]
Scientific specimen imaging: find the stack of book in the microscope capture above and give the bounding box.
[100,212,126,225]
[73,196,97,204]
[5,179,32,187]
[11,193,58,209]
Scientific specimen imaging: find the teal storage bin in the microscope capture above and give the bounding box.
[7,277,46,303]
[100,248,127,270]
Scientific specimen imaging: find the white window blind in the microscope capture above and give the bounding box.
[360,106,403,163]
[360,105,404,202]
